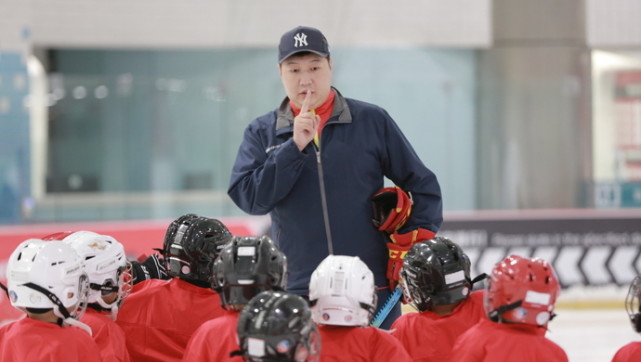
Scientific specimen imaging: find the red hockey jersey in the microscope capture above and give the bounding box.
[390,289,485,361]
[318,324,412,361]
[182,310,243,362]
[116,278,225,361]
[612,341,641,362]
[82,308,130,362]
[0,316,102,361]
[450,318,568,361]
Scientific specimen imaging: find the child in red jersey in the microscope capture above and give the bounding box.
[391,237,487,362]
[0,238,102,361]
[450,254,568,362]
[116,214,232,361]
[236,291,321,362]
[46,231,133,362]
[309,255,412,361]
[183,235,287,361]
[612,275,641,361]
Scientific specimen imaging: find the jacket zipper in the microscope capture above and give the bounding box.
[312,141,334,255]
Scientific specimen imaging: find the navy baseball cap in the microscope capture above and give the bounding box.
[278,26,330,64]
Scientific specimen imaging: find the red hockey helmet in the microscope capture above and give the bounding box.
[485,254,560,327]
[371,186,412,233]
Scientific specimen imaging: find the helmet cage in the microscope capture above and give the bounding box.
[626,275,641,333]
[89,262,133,313]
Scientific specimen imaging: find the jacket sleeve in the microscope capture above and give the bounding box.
[380,109,443,234]
[228,121,308,215]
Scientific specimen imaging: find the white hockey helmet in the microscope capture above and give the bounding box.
[309,255,377,326]
[55,231,132,317]
[7,238,91,333]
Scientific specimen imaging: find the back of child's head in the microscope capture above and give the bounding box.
[44,231,133,319]
[162,213,232,286]
[236,290,320,361]
[212,235,287,310]
[485,254,560,328]
[308,254,376,327]
[400,237,473,312]
[6,238,92,334]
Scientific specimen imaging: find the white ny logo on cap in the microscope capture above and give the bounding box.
[293,33,308,48]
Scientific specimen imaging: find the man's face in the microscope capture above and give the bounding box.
[279,53,332,110]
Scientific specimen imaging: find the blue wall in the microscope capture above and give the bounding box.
[0,52,30,224]
[8,47,477,223]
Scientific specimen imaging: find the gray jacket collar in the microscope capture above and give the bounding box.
[275,87,352,131]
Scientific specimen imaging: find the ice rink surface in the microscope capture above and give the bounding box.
[546,285,637,361]
[549,308,638,361]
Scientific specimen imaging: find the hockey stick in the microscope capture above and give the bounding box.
[370,287,403,328]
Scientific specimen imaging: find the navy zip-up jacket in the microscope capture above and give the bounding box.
[228,88,443,295]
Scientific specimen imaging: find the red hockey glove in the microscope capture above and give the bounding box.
[389,228,436,246]
[371,186,413,233]
[386,242,412,290]
[386,228,436,289]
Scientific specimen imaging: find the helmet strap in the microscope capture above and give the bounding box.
[90,282,119,294]
[0,282,8,299]
[359,301,376,315]
[183,278,210,288]
[89,300,119,321]
[23,282,72,320]
[488,300,522,322]
[22,282,93,336]
[470,273,488,286]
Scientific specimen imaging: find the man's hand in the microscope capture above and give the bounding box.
[293,90,320,151]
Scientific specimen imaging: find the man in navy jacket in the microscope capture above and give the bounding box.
[228,25,442,329]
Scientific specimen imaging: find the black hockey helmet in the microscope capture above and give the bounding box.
[400,236,472,312]
[162,213,232,286]
[236,291,320,362]
[212,235,287,310]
